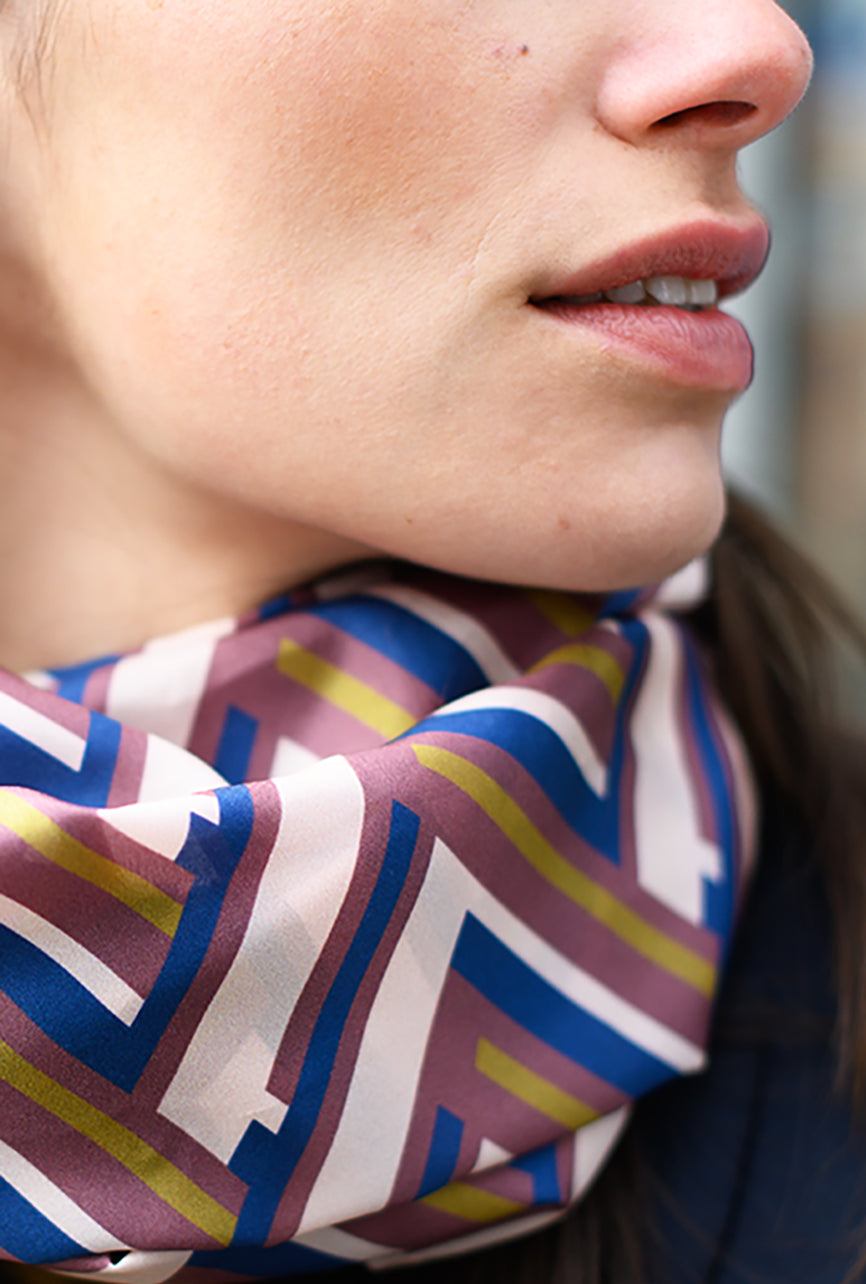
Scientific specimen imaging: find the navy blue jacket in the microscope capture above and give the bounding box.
[636,787,866,1283]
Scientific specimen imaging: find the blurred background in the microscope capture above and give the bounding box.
[723,0,866,717]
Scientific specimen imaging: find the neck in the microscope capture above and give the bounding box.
[0,347,371,673]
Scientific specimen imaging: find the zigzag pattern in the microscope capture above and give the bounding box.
[0,562,753,1279]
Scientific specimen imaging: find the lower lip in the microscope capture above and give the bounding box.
[533,301,754,390]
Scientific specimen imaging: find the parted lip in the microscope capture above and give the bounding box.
[529,218,771,304]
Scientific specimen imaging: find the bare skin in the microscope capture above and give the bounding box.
[0,1,811,671]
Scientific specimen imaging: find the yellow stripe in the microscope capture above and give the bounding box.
[412,744,715,997]
[531,644,625,704]
[526,590,596,638]
[423,1181,525,1224]
[278,640,416,739]
[476,1038,598,1130]
[0,792,183,938]
[0,1041,237,1246]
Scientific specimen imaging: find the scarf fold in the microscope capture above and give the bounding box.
[0,560,754,1282]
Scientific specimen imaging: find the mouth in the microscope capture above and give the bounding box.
[539,274,720,313]
[526,218,770,391]
[528,218,770,316]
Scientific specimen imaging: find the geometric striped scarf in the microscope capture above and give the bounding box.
[0,559,754,1282]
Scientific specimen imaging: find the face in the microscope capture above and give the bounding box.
[5,0,812,592]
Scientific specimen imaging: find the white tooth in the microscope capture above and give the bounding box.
[605,281,646,304]
[644,275,688,306]
[687,279,719,307]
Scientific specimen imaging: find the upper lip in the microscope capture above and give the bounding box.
[530,218,771,303]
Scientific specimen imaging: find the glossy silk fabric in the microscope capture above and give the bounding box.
[0,561,753,1282]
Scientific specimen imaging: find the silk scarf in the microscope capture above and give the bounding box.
[0,559,754,1282]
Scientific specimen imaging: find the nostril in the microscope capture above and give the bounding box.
[655,101,758,130]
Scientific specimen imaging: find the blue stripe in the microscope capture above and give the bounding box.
[113,789,256,1085]
[0,923,135,1055]
[601,587,643,617]
[511,1142,562,1206]
[48,655,121,704]
[257,592,297,622]
[309,596,487,703]
[0,787,254,1091]
[215,706,259,784]
[418,1106,464,1197]
[452,913,673,1094]
[606,619,653,867]
[231,801,421,1241]
[682,636,736,938]
[0,1177,84,1262]
[0,711,121,807]
[412,709,619,857]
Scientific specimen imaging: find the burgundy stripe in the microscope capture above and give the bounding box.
[401,730,718,955]
[523,648,624,768]
[263,811,386,1109]
[382,734,716,1039]
[283,615,441,711]
[105,726,148,809]
[0,673,93,741]
[390,970,627,1205]
[615,675,640,884]
[132,785,282,1109]
[345,1192,507,1254]
[0,854,170,996]
[0,1083,231,1252]
[268,798,435,1242]
[8,796,195,905]
[0,999,248,1213]
[396,571,560,672]
[80,663,119,717]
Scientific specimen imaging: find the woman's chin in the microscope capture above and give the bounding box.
[389,471,728,595]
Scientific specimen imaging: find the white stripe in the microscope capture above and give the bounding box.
[471,1137,513,1173]
[631,614,723,924]
[271,735,321,778]
[571,1106,631,1197]
[0,1137,126,1253]
[0,691,86,771]
[300,838,702,1234]
[294,1227,381,1263]
[652,557,709,611]
[521,925,704,1070]
[101,749,223,859]
[101,795,197,863]
[158,756,364,1162]
[138,734,227,804]
[188,792,222,824]
[56,1253,193,1284]
[19,670,55,691]
[367,585,519,683]
[429,685,607,795]
[371,1210,566,1270]
[299,838,465,1230]
[0,895,143,1025]
[714,698,759,880]
[105,617,234,749]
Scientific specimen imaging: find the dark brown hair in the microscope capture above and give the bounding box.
[707,492,866,1095]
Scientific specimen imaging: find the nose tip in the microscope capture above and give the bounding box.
[596,1,814,150]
